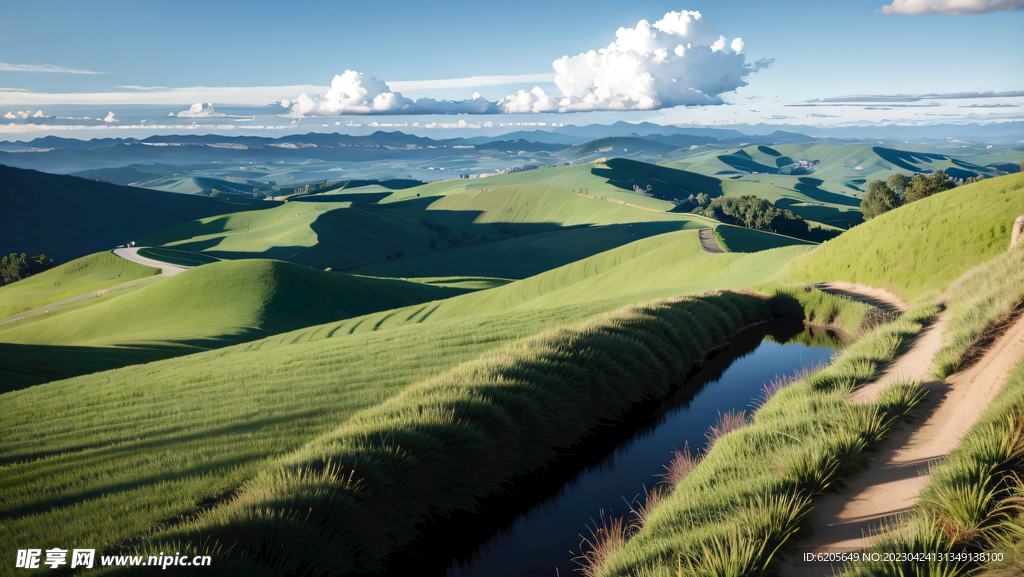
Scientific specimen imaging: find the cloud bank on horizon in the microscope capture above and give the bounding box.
[882,0,1024,14]
[289,10,768,116]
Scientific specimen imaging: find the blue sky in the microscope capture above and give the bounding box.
[0,0,1022,134]
[2,0,1021,96]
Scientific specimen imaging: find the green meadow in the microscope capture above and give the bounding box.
[0,252,159,320]
[1,156,1023,576]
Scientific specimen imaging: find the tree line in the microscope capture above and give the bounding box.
[693,194,839,242]
[0,253,53,287]
[860,171,982,220]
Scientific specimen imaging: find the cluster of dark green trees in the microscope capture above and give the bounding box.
[860,171,980,220]
[0,253,52,287]
[694,194,838,241]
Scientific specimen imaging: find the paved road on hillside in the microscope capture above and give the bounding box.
[697,227,724,253]
[0,248,182,326]
[112,247,190,276]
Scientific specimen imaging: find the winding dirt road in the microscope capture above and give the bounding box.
[787,286,1024,576]
[698,227,724,253]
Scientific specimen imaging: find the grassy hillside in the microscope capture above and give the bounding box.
[672,143,998,184]
[0,259,466,387]
[251,231,812,342]
[144,184,708,272]
[0,238,803,572]
[785,173,1024,303]
[355,221,694,279]
[388,162,680,211]
[0,251,159,319]
[668,143,1002,230]
[0,165,273,264]
[713,224,818,253]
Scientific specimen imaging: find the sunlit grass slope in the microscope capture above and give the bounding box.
[0,252,159,319]
[390,163,677,210]
[0,230,807,569]
[389,158,733,211]
[144,184,709,272]
[785,173,1024,303]
[324,231,812,335]
[0,259,465,385]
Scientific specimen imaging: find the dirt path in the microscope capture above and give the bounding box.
[698,228,723,253]
[112,247,190,276]
[787,305,1024,575]
[812,281,909,314]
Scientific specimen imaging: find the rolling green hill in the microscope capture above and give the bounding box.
[355,221,695,279]
[386,162,681,210]
[0,259,467,387]
[0,164,274,264]
[666,143,1005,230]
[671,143,999,184]
[0,223,809,573]
[143,183,712,272]
[785,172,1024,302]
[0,251,159,319]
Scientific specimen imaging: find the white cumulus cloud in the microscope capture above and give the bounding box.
[103,111,118,123]
[495,87,560,113]
[498,10,769,113]
[176,103,226,117]
[288,70,500,116]
[3,111,15,119]
[882,0,1024,13]
[291,70,413,115]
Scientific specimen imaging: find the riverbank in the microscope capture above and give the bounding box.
[597,299,936,575]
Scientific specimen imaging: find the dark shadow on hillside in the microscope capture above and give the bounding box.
[793,177,862,207]
[717,152,778,174]
[305,197,619,271]
[871,147,948,172]
[353,221,691,280]
[294,192,392,204]
[774,198,863,227]
[945,167,980,180]
[344,179,424,190]
[758,145,782,157]
[0,342,197,393]
[142,215,235,246]
[591,158,723,199]
[152,186,699,275]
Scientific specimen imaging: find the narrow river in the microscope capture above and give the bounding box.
[437,322,843,577]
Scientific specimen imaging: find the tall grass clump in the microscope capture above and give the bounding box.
[134,292,777,574]
[596,306,935,576]
[759,282,870,335]
[932,245,1024,380]
[841,355,1024,576]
